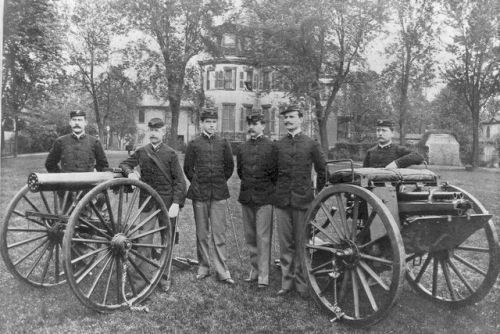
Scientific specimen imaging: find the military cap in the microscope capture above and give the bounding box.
[69,110,86,118]
[148,117,165,128]
[280,104,303,116]
[200,108,218,120]
[246,112,265,123]
[376,119,395,129]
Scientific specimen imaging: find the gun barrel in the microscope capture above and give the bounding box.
[27,171,124,192]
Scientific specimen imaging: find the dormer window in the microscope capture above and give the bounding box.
[222,34,236,48]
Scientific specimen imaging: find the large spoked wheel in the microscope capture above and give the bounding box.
[303,184,405,328]
[1,185,83,287]
[405,184,500,307]
[63,178,173,312]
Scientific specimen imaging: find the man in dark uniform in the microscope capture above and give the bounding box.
[45,110,109,173]
[119,117,186,291]
[183,108,235,284]
[363,119,424,168]
[274,105,326,297]
[237,112,277,288]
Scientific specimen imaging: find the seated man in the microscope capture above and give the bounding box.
[363,120,424,168]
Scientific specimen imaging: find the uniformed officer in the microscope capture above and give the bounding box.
[274,105,326,297]
[45,110,109,173]
[183,108,235,285]
[119,117,187,292]
[237,112,277,288]
[363,119,424,168]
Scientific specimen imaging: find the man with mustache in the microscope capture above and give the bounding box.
[119,117,186,292]
[236,112,277,288]
[274,105,326,297]
[363,119,424,168]
[183,108,235,285]
[45,110,108,173]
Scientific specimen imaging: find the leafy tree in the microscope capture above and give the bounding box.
[382,0,438,144]
[429,85,473,162]
[242,0,387,152]
[2,0,63,156]
[118,0,230,148]
[65,0,125,139]
[444,0,500,167]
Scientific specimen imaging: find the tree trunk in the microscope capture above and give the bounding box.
[471,103,480,168]
[317,117,329,157]
[1,120,5,156]
[169,96,181,149]
[13,115,18,158]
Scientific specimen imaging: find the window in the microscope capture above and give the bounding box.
[253,73,259,92]
[206,70,212,90]
[215,71,224,89]
[222,104,236,132]
[245,70,253,90]
[222,34,236,48]
[270,108,276,134]
[224,68,235,90]
[239,71,245,89]
[138,109,145,123]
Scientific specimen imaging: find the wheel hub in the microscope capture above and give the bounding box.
[110,233,132,256]
[47,221,65,243]
[335,240,360,269]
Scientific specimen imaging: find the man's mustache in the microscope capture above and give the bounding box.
[284,122,292,126]
[247,129,255,134]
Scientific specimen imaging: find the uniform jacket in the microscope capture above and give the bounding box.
[236,136,277,206]
[274,133,327,210]
[45,133,108,173]
[183,133,234,201]
[119,143,187,209]
[363,143,424,168]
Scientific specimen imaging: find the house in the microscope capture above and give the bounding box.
[480,112,500,166]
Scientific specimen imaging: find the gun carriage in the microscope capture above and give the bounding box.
[304,160,500,327]
[1,170,175,312]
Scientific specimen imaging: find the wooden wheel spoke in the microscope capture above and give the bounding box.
[88,202,114,235]
[60,191,71,215]
[102,258,115,305]
[448,258,474,294]
[123,195,153,234]
[71,238,110,245]
[129,249,161,268]
[76,250,112,284]
[310,260,334,274]
[8,228,47,233]
[37,192,51,213]
[453,254,487,276]
[53,191,60,214]
[122,188,140,231]
[365,210,377,229]
[310,219,341,244]
[432,257,439,297]
[8,234,47,249]
[352,270,360,318]
[23,194,41,213]
[129,226,168,241]
[86,253,114,298]
[132,243,168,249]
[78,217,112,239]
[71,245,110,265]
[24,241,51,279]
[12,210,46,227]
[359,253,393,265]
[356,267,378,312]
[455,245,490,253]
[320,203,346,239]
[334,194,349,236]
[414,254,432,283]
[359,260,389,291]
[440,259,457,301]
[127,255,152,285]
[127,209,161,236]
[115,257,122,303]
[40,243,56,284]
[117,186,124,232]
[13,238,49,266]
[103,191,116,233]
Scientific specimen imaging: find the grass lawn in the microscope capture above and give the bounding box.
[1,152,499,333]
